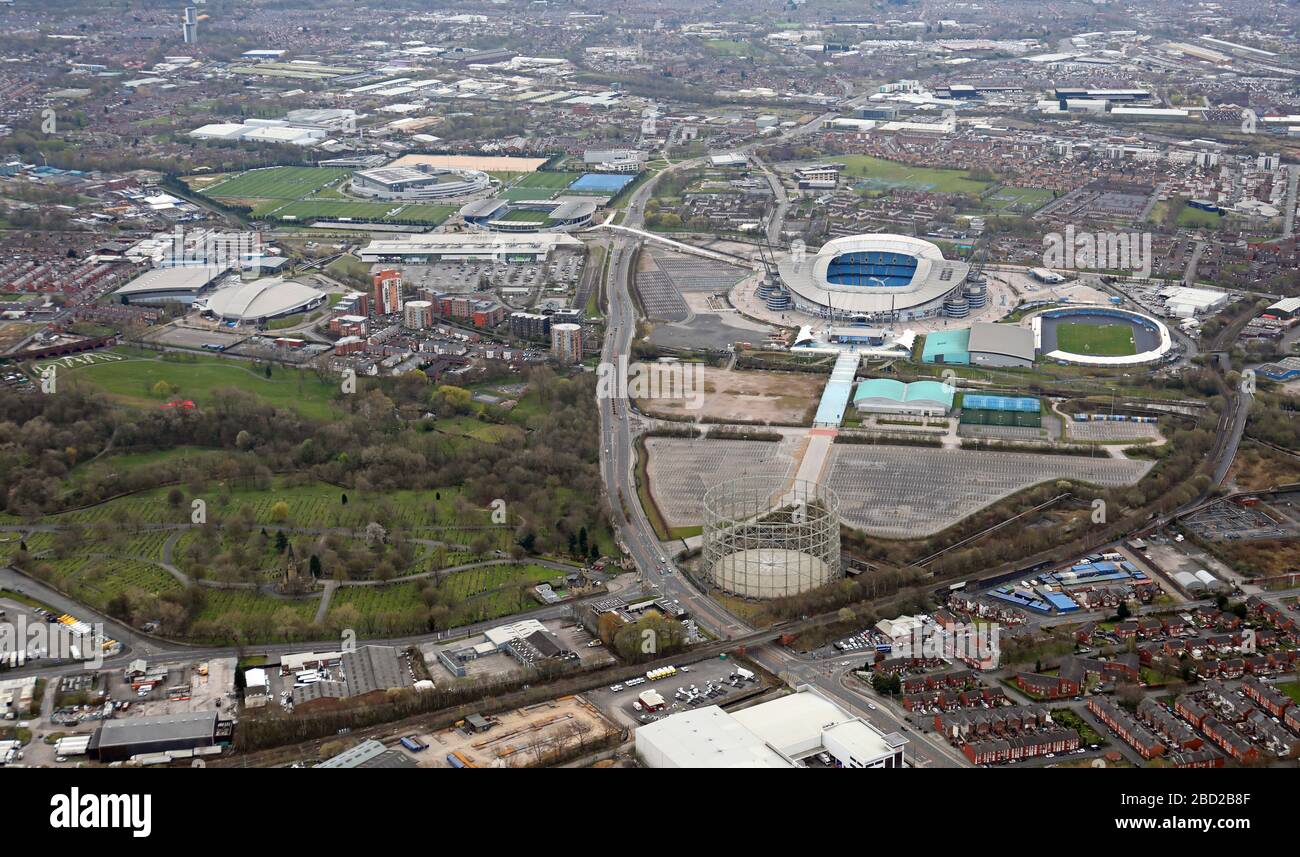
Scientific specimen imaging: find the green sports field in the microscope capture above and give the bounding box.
[190,166,454,226]
[840,155,993,195]
[514,171,580,189]
[202,166,350,200]
[499,208,551,223]
[985,186,1054,212]
[265,199,455,225]
[1054,322,1138,357]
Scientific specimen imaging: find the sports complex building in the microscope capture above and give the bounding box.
[853,379,955,417]
[459,197,597,232]
[195,278,327,324]
[113,265,231,305]
[358,233,583,263]
[919,308,1170,369]
[920,322,1036,367]
[349,163,493,201]
[777,234,976,322]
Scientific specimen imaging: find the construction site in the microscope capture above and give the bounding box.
[409,696,620,768]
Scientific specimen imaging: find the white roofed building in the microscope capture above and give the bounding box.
[636,686,906,768]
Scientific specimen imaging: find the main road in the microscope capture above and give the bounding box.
[594,119,969,767]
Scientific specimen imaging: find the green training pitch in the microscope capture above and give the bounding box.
[514,171,580,189]
[203,166,350,200]
[1054,322,1138,357]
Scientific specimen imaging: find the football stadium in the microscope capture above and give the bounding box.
[1032,306,1172,366]
[458,197,597,232]
[777,234,972,322]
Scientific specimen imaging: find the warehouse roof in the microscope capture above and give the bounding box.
[637,706,791,767]
[316,739,418,769]
[731,690,892,760]
[93,711,218,749]
[342,645,412,697]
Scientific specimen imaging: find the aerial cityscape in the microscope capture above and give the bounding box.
[2,0,1300,787]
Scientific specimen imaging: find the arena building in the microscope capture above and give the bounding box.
[777,234,970,322]
[921,322,1035,367]
[853,379,955,417]
[195,278,327,324]
[350,163,492,201]
[459,197,597,232]
[114,264,231,306]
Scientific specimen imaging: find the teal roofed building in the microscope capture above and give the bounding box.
[921,328,970,364]
[853,378,955,416]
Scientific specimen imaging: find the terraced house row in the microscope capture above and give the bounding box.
[961,728,1081,766]
[1088,696,1167,760]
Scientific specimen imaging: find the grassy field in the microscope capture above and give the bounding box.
[37,349,343,420]
[499,208,551,223]
[1177,205,1227,229]
[192,165,454,226]
[1055,322,1138,357]
[985,186,1055,212]
[262,199,455,226]
[202,167,350,201]
[840,155,993,195]
[514,171,580,189]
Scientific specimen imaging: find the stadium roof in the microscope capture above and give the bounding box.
[459,198,507,218]
[967,322,1036,362]
[201,278,325,321]
[548,199,597,220]
[777,234,968,314]
[961,394,1040,412]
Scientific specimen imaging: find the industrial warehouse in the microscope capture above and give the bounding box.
[635,687,907,768]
